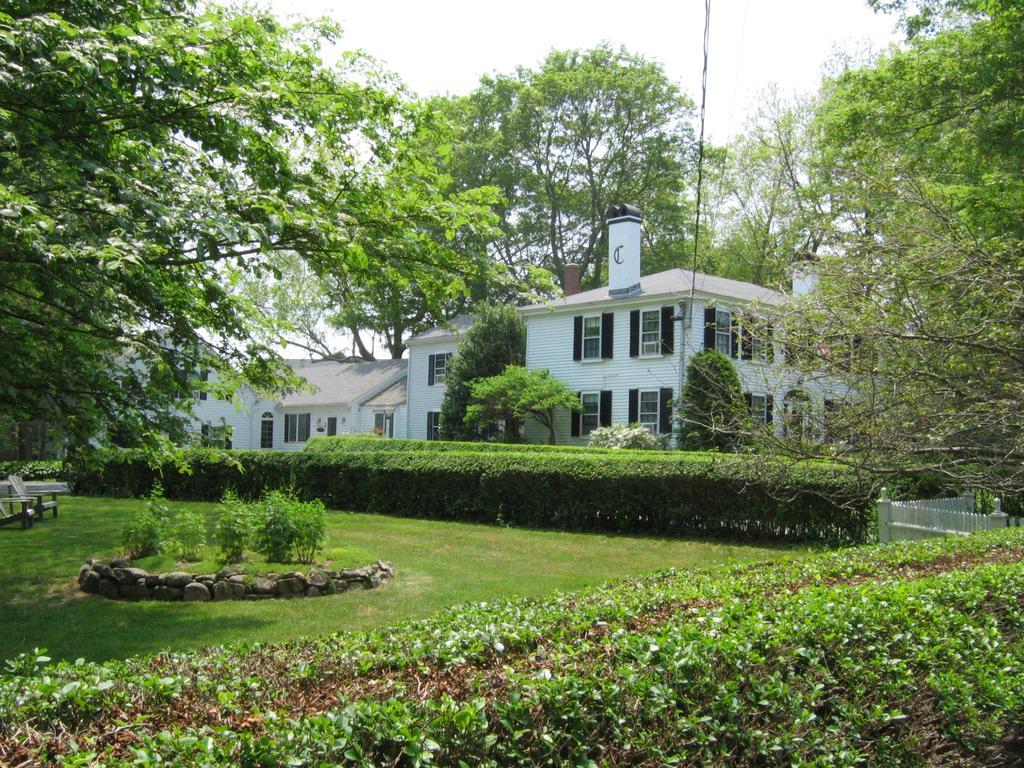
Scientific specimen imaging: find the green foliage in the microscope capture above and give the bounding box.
[0,460,65,481]
[306,435,613,454]
[588,424,666,450]
[290,498,327,565]
[439,305,527,440]
[213,490,252,564]
[163,510,206,563]
[252,490,300,564]
[679,349,749,451]
[465,366,579,444]
[4,528,1023,766]
[120,484,168,559]
[73,448,874,543]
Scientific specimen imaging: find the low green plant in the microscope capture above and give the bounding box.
[164,510,206,562]
[290,497,326,564]
[588,423,666,450]
[120,483,169,559]
[214,490,251,564]
[253,490,300,563]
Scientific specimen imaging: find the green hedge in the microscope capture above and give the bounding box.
[304,434,618,454]
[4,529,1023,766]
[71,448,874,543]
[0,459,65,480]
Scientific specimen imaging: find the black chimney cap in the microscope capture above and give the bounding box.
[606,203,642,222]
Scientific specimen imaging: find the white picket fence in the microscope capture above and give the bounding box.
[877,488,1021,542]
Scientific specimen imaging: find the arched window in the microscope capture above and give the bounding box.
[260,411,274,449]
[782,390,811,440]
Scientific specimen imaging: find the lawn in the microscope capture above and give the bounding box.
[0,497,808,662]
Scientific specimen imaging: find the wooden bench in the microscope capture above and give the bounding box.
[0,494,35,529]
[3,476,69,526]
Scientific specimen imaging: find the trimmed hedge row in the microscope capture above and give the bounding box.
[0,459,65,480]
[71,448,874,542]
[304,435,618,454]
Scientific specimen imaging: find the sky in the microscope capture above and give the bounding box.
[266,0,903,142]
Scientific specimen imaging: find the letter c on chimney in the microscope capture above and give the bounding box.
[613,245,623,265]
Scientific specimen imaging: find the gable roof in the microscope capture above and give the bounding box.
[362,378,406,408]
[405,314,476,345]
[521,268,786,312]
[280,359,407,408]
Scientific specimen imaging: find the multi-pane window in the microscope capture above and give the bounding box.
[284,412,311,443]
[580,392,600,435]
[640,310,661,356]
[750,394,768,424]
[433,353,451,384]
[260,412,274,449]
[639,390,660,432]
[200,423,231,449]
[427,411,441,440]
[195,369,210,401]
[715,309,732,356]
[582,316,602,359]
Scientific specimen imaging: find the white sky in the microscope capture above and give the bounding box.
[267,0,902,141]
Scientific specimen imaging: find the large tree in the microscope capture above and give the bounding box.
[465,366,578,445]
[0,1,489,450]
[440,45,697,292]
[762,0,1024,497]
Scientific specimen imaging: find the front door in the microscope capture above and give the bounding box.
[327,417,337,436]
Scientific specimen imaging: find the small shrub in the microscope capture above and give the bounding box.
[214,490,252,564]
[291,498,326,564]
[164,510,206,562]
[588,424,665,450]
[253,490,300,563]
[120,483,168,559]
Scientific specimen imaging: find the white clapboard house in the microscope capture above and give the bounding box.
[404,204,848,445]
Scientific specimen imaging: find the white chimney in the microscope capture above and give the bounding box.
[791,252,819,297]
[607,203,642,298]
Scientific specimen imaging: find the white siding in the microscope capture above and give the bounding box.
[277,405,353,451]
[354,403,407,439]
[405,338,460,440]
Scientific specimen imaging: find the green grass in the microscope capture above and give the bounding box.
[0,497,807,663]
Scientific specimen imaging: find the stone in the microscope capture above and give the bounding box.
[113,567,148,585]
[322,569,340,579]
[80,569,101,594]
[244,593,273,601]
[227,581,247,599]
[284,571,307,585]
[250,577,275,595]
[183,582,211,602]
[216,565,244,581]
[153,585,183,601]
[119,581,149,600]
[323,579,337,595]
[212,581,231,600]
[109,557,130,569]
[163,572,192,588]
[145,574,161,587]
[78,564,91,585]
[331,579,348,593]
[367,574,382,589]
[227,574,246,584]
[197,574,216,584]
[95,563,115,581]
[97,579,120,600]
[340,568,368,582]
[306,571,328,588]
[277,577,304,595]
[305,585,321,597]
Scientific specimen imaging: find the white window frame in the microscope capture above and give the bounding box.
[715,308,732,356]
[427,411,441,441]
[638,389,660,433]
[284,412,311,443]
[582,315,602,360]
[580,391,600,436]
[433,353,451,384]
[640,309,661,356]
[750,394,768,424]
[260,412,274,449]
[747,317,770,363]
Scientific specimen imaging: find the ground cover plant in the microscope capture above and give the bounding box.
[1,528,1021,766]
[71,448,875,542]
[0,497,786,662]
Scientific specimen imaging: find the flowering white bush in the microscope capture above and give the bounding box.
[587,424,666,450]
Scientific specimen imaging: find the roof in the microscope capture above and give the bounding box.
[280,359,407,408]
[405,314,476,345]
[362,378,406,408]
[521,268,786,312]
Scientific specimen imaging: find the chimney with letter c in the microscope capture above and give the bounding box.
[563,263,582,296]
[607,203,642,298]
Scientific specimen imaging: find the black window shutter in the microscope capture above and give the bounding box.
[766,395,774,425]
[659,387,673,434]
[427,412,433,439]
[745,392,753,411]
[730,313,740,358]
[571,392,581,437]
[628,389,639,423]
[427,354,436,385]
[742,315,753,361]
[766,323,775,362]
[660,306,674,354]
[703,306,716,350]
[601,313,614,359]
[629,310,640,358]
[599,390,612,427]
[572,316,583,361]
